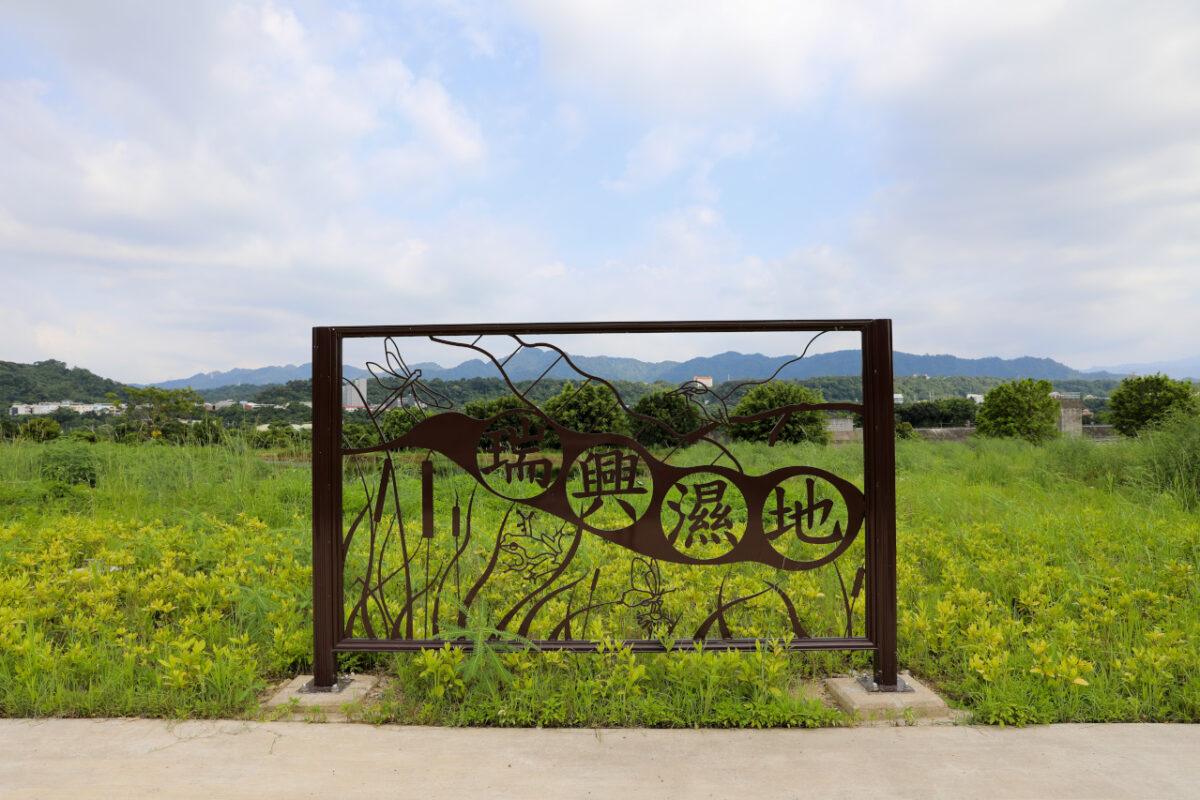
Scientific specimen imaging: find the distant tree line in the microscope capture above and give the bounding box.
[894,398,977,428]
[10,359,1186,453]
[200,373,1130,410]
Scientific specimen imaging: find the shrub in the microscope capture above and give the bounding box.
[463,395,530,420]
[895,398,976,428]
[1108,373,1198,437]
[541,383,631,447]
[19,417,61,443]
[729,382,830,446]
[341,422,376,449]
[630,391,703,448]
[381,408,423,440]
[975,379,1058,444]
[39,443,99,487]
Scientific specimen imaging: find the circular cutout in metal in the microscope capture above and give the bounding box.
[761,472,861,567]
[661,470,746,560]
[564,444,653,530]
[475,409,554,501]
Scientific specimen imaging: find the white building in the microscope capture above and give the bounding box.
[8,401,116,416]
[343,377,370,408]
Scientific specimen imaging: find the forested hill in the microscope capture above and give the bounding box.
[0,360,126,405]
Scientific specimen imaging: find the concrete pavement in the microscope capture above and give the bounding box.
[3,718,1197,799]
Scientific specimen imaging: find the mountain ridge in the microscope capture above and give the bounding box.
[1084,355,1200,380]
[150,350,1131,389]
[1,350,1158,407]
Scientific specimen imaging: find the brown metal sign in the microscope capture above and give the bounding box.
[311,321,898,690]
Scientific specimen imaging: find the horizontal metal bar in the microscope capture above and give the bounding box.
[334,636,876,653]
[319,320,880,339]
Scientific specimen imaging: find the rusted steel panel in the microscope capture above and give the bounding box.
[311,321,899,690]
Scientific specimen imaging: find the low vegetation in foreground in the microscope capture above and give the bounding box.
[0,419,1197,726]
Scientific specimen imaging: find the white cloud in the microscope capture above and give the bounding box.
[604,125,702,192]
[0,1,504,379]
[514,0,842,116]
[515,0,1200,364]
[554,103,586,150]
[3,0,1200,379]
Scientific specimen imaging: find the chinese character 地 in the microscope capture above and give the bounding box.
[763,478,844,544]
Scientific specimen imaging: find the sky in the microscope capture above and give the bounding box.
[2,1,1198,383]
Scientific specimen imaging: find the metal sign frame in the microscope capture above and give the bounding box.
[311,320,898,690]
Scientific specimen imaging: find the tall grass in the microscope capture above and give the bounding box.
[0,439,311,529]
[1,430,1198,724]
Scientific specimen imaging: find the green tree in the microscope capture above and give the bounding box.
[729,382,831,446]
[381,408,429,440]
[975,378,1059,443]
[541,382,631,447]
[341,422,375,449]
[630,390,703,448]
[463,395,530,420]
[1108,373,1198,437]
[18,417,61,442]
[460,395,533,448]
[251,379,312,405]
[106,386,204,441]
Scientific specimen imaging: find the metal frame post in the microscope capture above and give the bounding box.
[311,327,342,688]
[862,319,899,689]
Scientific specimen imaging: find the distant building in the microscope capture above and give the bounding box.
[967,394,985,404]
[343,377,370,409]
[691,376,714,388]
[8,401,116,417]
[1051,392,1083,437]
[893,393,904,405]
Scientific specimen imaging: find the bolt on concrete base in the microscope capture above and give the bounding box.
[825,673,953,724]
[263,674,379,722]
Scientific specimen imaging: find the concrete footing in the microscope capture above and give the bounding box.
[825,673,953,723]
[262,674,379,721]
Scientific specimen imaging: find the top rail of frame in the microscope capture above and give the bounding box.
[316,320,885,339]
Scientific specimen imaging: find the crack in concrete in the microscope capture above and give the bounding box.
[144,720,262,755]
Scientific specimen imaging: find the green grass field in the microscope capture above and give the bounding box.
[1,426,1196,726]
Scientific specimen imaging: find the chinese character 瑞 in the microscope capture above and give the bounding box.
[479,416,552,488]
